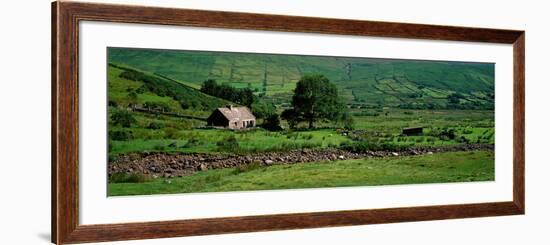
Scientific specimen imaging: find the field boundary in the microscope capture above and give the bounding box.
[109,143,494,178]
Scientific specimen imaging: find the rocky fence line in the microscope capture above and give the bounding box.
[108,144,493,179]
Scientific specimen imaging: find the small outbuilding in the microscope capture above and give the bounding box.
[207,105,256,129]
[402,127,424,136]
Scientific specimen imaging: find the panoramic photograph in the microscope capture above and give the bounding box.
[106,47,495,196]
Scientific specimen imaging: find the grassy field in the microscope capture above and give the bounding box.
[110,128,350,156]
[109,107,494,158]
[109,151,494,196]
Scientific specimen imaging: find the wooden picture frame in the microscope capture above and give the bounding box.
[52,1,525,244]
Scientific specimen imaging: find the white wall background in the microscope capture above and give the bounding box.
[0,0,548,244]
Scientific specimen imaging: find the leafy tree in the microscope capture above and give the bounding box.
[447,93,463,105]
[127,91,138,106]
[251,100,276,119]
[108,100,118,108]
[340,111,355,130]
[179,100,190,110]
[200,79,218,95]
[237,88,255,108]
[200,79,255,107]
[289,74,346,128]
[262,114,282,131]
[109,130,134,141]
[135,85,147,94]
[281,109,299,129]
[110,110,136,128]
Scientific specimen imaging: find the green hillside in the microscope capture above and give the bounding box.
[108,63,230,117]
[108,47,494,109]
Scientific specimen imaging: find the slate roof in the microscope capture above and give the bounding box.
[216,106,255,121]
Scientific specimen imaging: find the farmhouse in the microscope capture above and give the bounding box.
[207,105,256,129]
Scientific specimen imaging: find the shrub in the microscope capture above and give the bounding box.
[204,174,222,182]
[183,137,200,148]
[110,110,136,128]
[262,114,282,131]
[286,132,299,140]
[109,130,133,141]
[232,161,263,174]
[135,85,147,94]
[153,144,166,151]
[341,112,355,130]
[300,141,322,149]
[439,128,456,140]
[108,154,117,162]
[302,134,313,140]
[127,91,138,102]
[146,122,164,130]
[108,100,118,107]
[180,101,190,110]
[447,93,464,105]
[462,128,473,134]
[163,127,181,139]
[216,135,240,151]
[109,172,150,183]
[456,136,470,143]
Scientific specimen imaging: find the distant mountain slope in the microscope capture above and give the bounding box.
[108,47,494,108]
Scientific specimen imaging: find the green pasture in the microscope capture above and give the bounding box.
[110,128,350,157]
[108,151,494,196]
[109,106,494,158]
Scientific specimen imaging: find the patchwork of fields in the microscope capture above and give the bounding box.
[109,48,494,109]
